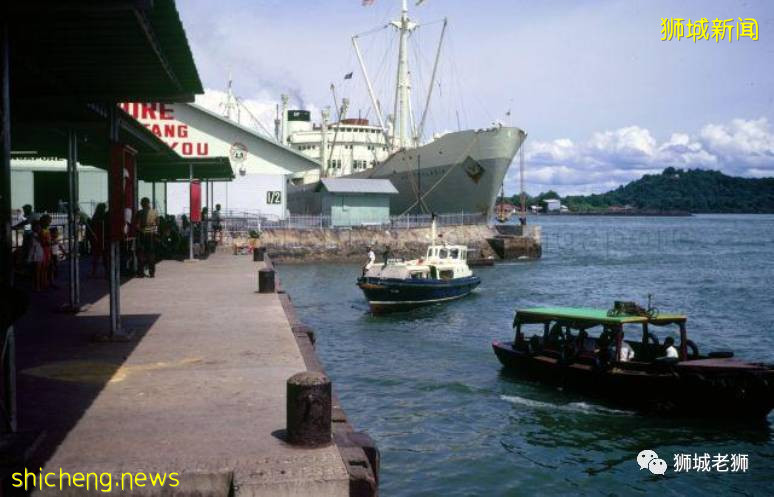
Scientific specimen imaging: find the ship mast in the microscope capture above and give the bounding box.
[220,72,240,123]
[391,0,416,150]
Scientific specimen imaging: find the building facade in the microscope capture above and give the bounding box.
[120,102,320,218]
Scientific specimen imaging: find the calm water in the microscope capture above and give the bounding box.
[278,215,774,496]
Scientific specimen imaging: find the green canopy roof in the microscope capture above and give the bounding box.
[515,307,687,327]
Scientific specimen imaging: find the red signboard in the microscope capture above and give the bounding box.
[119,102,210,157]
[109,143,137,241]
[190,180,202,222]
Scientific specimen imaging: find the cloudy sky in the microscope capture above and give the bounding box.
[178,0,774,195]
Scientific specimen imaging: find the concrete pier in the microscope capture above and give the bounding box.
[12,253,374,496]
[247,223,541,263]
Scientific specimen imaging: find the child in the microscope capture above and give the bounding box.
[39,214,52,290]
[27,221,45,291]
[49,227,64,288]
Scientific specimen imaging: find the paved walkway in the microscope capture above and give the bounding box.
[14,253,349,496]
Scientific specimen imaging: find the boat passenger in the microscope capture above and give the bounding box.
[382,245,392,267]
[661,337,679,359]
[614,334,636,362]
[363,246,375,276]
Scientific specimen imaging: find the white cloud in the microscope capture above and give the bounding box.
[194,88,322,140]
[699,118,774,171]
[510,118,774,196]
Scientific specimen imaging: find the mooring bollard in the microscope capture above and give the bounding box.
[286,371,331,447]
[258,268,275,293]
[252,246,265,262]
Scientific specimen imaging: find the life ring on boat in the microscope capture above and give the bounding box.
[646,332,659,345]
[685,339,700,359]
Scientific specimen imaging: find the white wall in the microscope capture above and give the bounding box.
[166,174,287,218]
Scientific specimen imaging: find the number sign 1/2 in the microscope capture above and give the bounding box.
[266,191,282,205]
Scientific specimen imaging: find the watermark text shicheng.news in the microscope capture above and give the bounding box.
[11,468,180,493]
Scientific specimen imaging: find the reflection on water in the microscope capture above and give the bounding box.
[279,215,774,497]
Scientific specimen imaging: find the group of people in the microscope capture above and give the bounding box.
[13,201,226,286]
[12,205,65,291]
[547,324,680,365]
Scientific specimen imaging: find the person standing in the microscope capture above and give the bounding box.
[362,245,375,276]
[89,203,108,277]
[212,204,223,245]
[134,197,159,278]
[27,221,45,291]
[382,245,392,267]
[199,206,208,256]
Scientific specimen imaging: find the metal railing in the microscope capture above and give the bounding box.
[219,210,489,235]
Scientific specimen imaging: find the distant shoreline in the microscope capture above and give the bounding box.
[530,210,774,217]
[539,210,691,217]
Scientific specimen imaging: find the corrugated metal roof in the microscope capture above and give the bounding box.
[318,178,398,194]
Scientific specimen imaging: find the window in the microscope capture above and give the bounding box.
[439,249,448,259]
[450,249,459,259]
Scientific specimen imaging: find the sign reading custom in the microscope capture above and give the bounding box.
[120,103,210,157]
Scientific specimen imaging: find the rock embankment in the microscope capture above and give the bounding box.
[246,224,541,263]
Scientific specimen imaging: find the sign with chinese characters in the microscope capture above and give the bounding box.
[638,449,749,476]
[661,17,758,42]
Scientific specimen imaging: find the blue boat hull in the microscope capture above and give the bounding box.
[357,275,481,313]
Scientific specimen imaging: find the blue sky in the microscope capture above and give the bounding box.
[178,0,774,195]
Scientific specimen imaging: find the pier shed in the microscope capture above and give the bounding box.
[121,102,322,218]
[316,178,398,227]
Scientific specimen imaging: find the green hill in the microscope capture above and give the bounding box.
[513,168,774,213]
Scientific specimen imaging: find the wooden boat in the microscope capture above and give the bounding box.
[492,306,774,419]
[357,220,480,313]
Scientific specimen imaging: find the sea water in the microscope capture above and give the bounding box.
[278,214,774,496]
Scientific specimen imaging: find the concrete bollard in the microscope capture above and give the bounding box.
[286,371,331,447]
[258,268,275,293]
[252,246,265,262]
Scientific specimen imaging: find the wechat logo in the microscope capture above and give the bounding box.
[638,449,668,475]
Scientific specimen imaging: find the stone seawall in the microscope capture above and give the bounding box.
[244,224,541,263]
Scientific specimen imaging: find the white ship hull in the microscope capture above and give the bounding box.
[289,126,525,217]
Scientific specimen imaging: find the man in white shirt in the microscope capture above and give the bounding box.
[363,246,375,276]
[618,339,636,362]
[662,337,679,359]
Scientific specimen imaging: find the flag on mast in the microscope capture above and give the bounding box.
[362,0,374,5]
[344,72,354,80]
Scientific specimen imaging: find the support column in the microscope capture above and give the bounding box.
[188,165,194,261]
[0,19,10,289]
[0,21,17,433]
[66,129,80,311]
[107,106,122,337]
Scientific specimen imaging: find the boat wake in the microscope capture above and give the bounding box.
[499,394,634,416]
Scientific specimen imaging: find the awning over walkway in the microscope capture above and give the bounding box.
[11,105,234,182]
[6,0,202,103]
